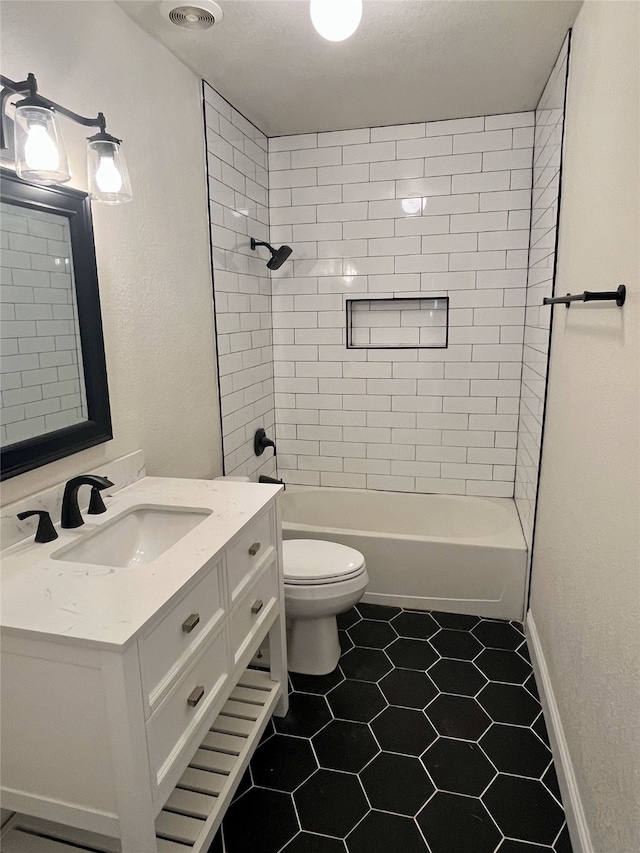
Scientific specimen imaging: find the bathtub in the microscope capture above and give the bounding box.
[281,487,528,621]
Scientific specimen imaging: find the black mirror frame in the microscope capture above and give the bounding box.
[1,168,112,480]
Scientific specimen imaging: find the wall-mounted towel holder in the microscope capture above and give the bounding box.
[543,284,626,307]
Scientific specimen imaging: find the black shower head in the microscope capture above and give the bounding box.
[250,238,292,271]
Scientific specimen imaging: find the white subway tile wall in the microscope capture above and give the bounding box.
[269,113,534,496]
[0,204,87,445]
[203,84,276,479]
[515,36,569,548]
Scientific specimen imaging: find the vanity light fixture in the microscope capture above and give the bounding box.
[310,0,363,42]
[0,72,132,203]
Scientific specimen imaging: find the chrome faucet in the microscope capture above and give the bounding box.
[61,475,114,528]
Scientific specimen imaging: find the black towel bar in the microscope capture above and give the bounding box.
[543,285,626,307]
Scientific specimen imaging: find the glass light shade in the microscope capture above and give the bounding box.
[310,0,362,41]
[14,104,71,184]
[87,138,132,204]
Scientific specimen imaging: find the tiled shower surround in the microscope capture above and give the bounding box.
[268,115,534,496]
[203,83,276,480]
[515,36,569,549]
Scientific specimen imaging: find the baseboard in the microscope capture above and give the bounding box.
[526,611,594,853]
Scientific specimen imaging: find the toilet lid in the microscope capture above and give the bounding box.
[283,539,365,585]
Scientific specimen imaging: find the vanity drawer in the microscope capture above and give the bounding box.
[226,508,275,602]
[146,627,228,789]
[230,559,279,665]
[140,561,224,714]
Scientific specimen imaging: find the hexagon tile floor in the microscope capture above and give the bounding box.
[209,605,573,853]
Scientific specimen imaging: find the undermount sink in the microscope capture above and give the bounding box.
[53,506,212,568]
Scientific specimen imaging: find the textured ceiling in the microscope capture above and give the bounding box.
[119,0,582,136]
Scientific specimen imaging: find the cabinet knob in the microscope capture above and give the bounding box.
[187,685,205,707]
[248,542,261,556]
[182,613,200,633]
[251,599,264,615]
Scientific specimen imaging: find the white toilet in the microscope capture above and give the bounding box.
[283,538,368,676]
[214,477,368,676]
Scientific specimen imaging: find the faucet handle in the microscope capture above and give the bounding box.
[88,486,109,515]
[17,510,58,544]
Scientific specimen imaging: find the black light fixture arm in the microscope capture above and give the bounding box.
[0,73,110,151]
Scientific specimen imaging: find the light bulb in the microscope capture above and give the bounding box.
[310,0,362,41]
[95,155,123,194]
[24,124,60,171]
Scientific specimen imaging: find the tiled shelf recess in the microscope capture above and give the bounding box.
[0,669,281,853]
[347,297,448,349]
[215,604,573,853]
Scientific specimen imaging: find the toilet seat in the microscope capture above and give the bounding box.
[283,539,366,586]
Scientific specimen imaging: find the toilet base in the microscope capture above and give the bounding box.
[288,615,341,675]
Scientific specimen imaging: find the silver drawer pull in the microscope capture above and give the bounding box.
[182,613,200,633]
[248,542,261,556]
[251,600,264,615]
[187,686,205,707]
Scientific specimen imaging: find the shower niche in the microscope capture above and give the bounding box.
[346,296,449,349]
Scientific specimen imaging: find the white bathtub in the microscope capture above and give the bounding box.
[281,487,528,621]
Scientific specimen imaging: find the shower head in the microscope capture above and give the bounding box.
[250,238,293,271]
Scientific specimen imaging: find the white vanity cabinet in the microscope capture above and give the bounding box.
[0,480,288,853]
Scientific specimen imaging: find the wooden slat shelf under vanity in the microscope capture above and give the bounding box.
[1,668,280,853]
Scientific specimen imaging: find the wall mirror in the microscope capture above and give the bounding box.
[1,167,112,479]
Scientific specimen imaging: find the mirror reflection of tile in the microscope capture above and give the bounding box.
[0,202,88,447]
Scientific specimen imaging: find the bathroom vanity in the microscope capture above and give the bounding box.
[0,477,287,853]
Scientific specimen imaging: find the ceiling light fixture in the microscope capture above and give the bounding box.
[310,0,362,42]
[0,72,132,203]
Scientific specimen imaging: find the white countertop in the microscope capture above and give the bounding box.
[0,477,282,651]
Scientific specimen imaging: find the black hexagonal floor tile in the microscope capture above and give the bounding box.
[475,648,532,684]
[428,658,487,696]
[432,611,480,630]
[357,602,401,621]
[223,787,298,853]
[425,694,492,740]
[554,824,574,853]
[327,679,387,723]
[294,769,368,837]
[379,668,438,708]
[348,619,397,649]
[472,619,524,650]
[290,667,344,695]
[274,692,332,738]
[340,647,392,681]
[417,791,501,853]
[533,711,551,746]
[346,810,427,853]
[517,640,532,663]
[430,629,483,661]
[230,767,252,803]
[339,629,354,654]
[477,682,541,725]
[480,724,552,778]
[282,832,347,853]
[386,637,438,670]
[359,752,434,815]
[524,672,540,700]
[391,610,439,639]
[422,737,496,796]
[371,706,437,755]
[337,607,361,630]
[208,829,223,853]
[251,734,317,792]
[312,719,379,773]
[543,762,562,803]
[483,775,565,846]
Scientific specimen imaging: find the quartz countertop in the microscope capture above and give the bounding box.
[0,477,282,651]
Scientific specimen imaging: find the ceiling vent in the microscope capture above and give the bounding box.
[160,0,223,30]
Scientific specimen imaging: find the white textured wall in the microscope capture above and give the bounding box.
[203,85,276,480]
[268,117,533,495]
[515,36,569,550]
[530,3,640,851]
[1,0,221,504]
